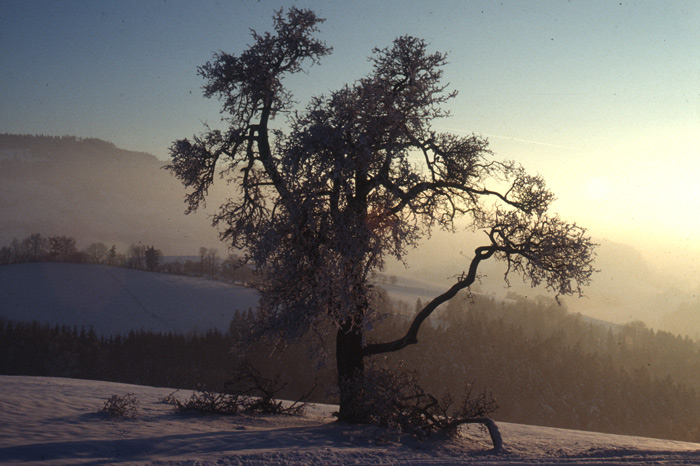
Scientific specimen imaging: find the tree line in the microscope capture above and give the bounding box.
[0,233,255,284]
[0,133,119,151]
[3,292,700,442]
[0,232,158,268]
[0,310,327,401]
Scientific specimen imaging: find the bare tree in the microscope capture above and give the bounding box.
[207,248,218,279]
[107,245,118,266]
[23,233,48,261]
[10,238,23,262]
[0,246,11,264]
[48,235,78,262]
[128,243,146,269]
[85,242,109,264]
[223,252,254,284]
[167,8,596,422]
[199,246,208,277]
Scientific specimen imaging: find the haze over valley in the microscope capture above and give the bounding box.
[2,134,697,338]
[0,134,224,254]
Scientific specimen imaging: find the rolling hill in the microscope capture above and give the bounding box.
[3,134,699,339]
[0,262,450,335]
[0,262,258,335]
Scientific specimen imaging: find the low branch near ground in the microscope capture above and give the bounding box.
[456,417,503,453]
[168,361,315,416]
[338,362,499,448]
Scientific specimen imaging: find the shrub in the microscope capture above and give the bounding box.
[99,393,139,419]
[337,360,501,449]
[172,361,313,416]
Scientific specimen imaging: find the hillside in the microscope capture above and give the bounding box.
[0,134,225,254]
[1,375,700,465]
[0,262,449,335]
[0,262,258,335]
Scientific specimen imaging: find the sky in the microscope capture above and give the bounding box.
[1,0,699,277]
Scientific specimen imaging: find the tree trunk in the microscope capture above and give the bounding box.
[336,321,365,422]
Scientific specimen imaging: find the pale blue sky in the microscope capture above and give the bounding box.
[2,0,699,263]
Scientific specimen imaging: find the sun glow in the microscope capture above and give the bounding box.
[582,176,613,202]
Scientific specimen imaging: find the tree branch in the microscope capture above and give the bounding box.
[362,246,495,356]
[385,180,525,217]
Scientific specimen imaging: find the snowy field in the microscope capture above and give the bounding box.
[0,262,451,335]
[0,263,259,335]
[1,376,700,465]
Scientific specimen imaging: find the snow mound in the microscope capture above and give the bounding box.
[1,376,699,465]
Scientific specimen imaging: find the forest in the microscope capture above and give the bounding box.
[378,293,700,441]
[3,232,700,441]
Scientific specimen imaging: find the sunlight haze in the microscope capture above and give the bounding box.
[1,0,699,318]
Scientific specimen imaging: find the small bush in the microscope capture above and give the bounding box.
[159,390,179,405]
[173,361,313,416]
[174,386,242,414]
[99,393,140,419]
[338,361,499,443]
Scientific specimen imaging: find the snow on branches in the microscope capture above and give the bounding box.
[167,7,597,422]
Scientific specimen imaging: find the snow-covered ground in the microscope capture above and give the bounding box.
[0,263,259,335]
[0,263,456,335]
[1,376,699,465]
[4,263,699,464]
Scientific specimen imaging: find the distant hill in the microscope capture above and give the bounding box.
[0,134,225,254]
[0,262,258,335]
[0,262,449,335]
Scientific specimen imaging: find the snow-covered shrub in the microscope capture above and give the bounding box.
[99,393,139,419]
[338,360,499,446]
[172,361,312,416]
[172,387,241,415]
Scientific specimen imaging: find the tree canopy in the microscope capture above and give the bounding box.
[167,7,596,422]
